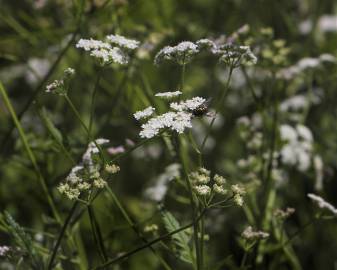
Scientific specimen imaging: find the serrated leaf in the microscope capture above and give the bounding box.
[162,210,194,264]
[39,107,63,144]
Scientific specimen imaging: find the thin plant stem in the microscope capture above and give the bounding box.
[92,209,207,270]
[87,205,108,263]
[201,66,234,151]
[47,202,79,270]
[89,68,104,137]
[105,186,172,270]
[178,136,201,270]
[0,82,61,224]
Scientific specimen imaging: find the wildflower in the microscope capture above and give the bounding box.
[144,224,159,233]
[194,185,211,196]
[307,193,337,216]
[242,226,269,240]
[93,177,107,188]
[76,38,129,65]
[139,111,193,138]
[231,184,246,195]
[189,168,211,184]
[213,184,227,195]
[274,207,295,219]
[170,97,206,111]
[216,44,257,67]
[214,174,226,185]
[155,91,182,99]
[106,34,140,50]
[0,246,10,257]
[46,79,64,94]
[105,164,120,174]
[154,41,199,65]
[133,106,155,120]
[196,38,216,51]
[64,67,75,77]
[107,146,125,155]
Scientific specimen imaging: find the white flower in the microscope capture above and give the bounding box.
[242,226,269,240]
[139,111,193,138]
[280,124,297,142]
[134,106,155,120]
[170,97,206,111]
[0,246,10,256]
[154,41,199,65]
[296,124,313,142]
[76,38,129,65]
[155,91,182,99]
[106,34,140,50]
[308,193,337,216]
[213,184,227,195]
[194,185,211,196]
[280,95,308,112]
[46,79,64,93]
[76,38,111,51]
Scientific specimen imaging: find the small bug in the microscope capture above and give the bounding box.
[190,98,212,117]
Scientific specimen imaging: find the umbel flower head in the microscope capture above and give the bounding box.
[242,226,269,241]
[76,34,139,65]
[57,138,120,201]
[45,67,75,95]
[134,96,206,139]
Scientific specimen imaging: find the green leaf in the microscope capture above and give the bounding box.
[162,210,194,264]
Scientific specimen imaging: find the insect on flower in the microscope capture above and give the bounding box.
[188,98,212,117]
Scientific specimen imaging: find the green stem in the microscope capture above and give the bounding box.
[87,205,108,263]
[201,66,234,151]
[89,69,103,138]
[105,186,172,270]
[47,202,79,270]
[0,82,61,224]
[178,136,201,270]
[64,94,106,165]
[92,209,207,270]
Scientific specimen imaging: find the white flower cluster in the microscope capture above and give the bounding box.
[170,96,206,111]
[76,34,139,65]
[58,138,119,200]
[133,106,155,120]
[190,168,228,197]
[274,207,295,219]
[277,54,336,80]
[215,44,257,67]
[154,41,199,65]
[308,193,337,216]
[135,96,205,139]
[299,15,337,35]
[45,67,75,95]
[154,91,182,99]
[106,34,140,50]
[231,184,246,206]
[0,246,10,257]
[154,38,257,67]
[242,226,269,240]
[279,124,314,172]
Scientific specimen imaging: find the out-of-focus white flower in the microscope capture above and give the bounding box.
[76,38,129,65]
[155,91,182,99]
[242,226,269,240]
[280,95,308,112]
[0,246,10,257]
[106,34,140,50]
[296,124,313,142]
[26,58,50,85]
[154,41,199,65]
[194,185,211,196]
[308,193,337,216]
[318,15,337,32]
[107,146,125,155]
[280,124,314,172]
[280,124,297,142]
[133,106,155,120]
[145,163,180,201]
